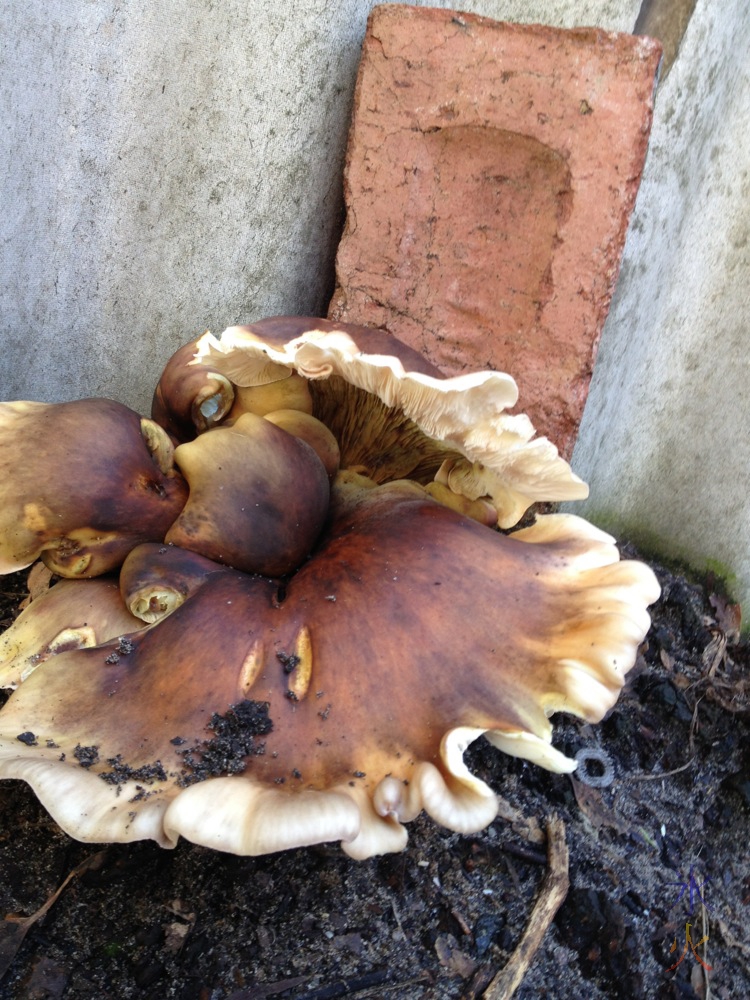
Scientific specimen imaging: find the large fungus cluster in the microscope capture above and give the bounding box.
[0,317,659,858]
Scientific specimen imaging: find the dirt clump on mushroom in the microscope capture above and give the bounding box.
[175,700,274,787]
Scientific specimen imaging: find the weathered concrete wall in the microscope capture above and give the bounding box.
[0,0,639,415]
[568,0,750,616]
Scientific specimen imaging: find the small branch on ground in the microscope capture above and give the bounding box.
[1,850,107,981]
[481,814,570,1000]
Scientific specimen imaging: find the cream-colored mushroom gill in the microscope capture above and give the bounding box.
[194,322,588,528]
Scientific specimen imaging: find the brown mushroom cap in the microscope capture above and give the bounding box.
[0,399,188,578]
[152,337,236,442]
[152,329,314,444]
[0,479,658,858]
[165,413,330,577]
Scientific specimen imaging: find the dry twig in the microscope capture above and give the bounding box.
[482,814,569,999]
[1,851,107,980]
[625,757,695,781]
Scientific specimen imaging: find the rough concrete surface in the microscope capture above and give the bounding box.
[567,0,750,620]
[0,0,639,416]
[329,5,661,458]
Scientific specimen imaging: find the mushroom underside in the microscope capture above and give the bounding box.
[193,320,590,528]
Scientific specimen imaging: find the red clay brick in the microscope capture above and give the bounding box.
[329,5,662,458]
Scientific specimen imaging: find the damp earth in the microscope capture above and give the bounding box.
[1,548,748,1000]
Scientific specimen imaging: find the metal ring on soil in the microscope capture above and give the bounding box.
[574,747,615,788]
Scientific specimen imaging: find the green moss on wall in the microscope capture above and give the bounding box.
[582,508,746,633]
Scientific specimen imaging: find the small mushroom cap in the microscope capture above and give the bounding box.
[0,479,658,857]
[166,413,330,577]
[0,400,188,578]
[262,409,340,480]
[152,337,236,442]
[120,543,231,623]
[0,577,143,689]
[195,318,588,528]
[152,331,315,444]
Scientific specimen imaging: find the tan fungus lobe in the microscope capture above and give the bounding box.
[0,577,143,689]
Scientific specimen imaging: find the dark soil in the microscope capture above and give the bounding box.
[1,550,749,1000]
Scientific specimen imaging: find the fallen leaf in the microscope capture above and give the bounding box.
[164,921,190,954]
[1,851,107,981]
[24,955,68,999]
[659,647,675,670]
[18,562,54,610]
[434,932,477,978]
[702,630,727,675]
[495,795,545,844]
[570,778,632,836]
[709,592,742,642]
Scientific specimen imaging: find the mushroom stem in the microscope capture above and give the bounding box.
[119,543,229,624]
[152,337,236,441]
